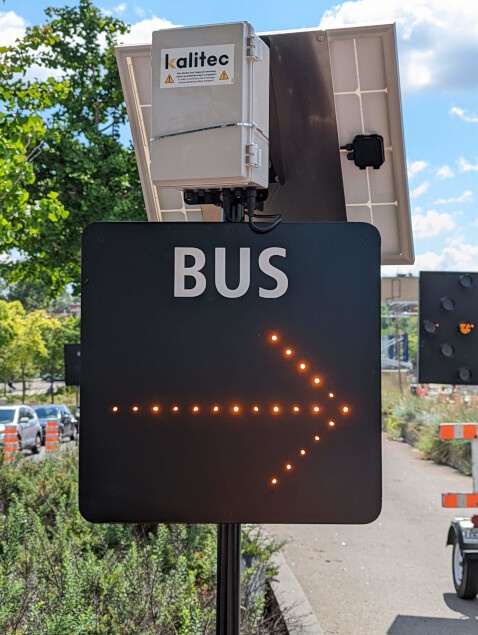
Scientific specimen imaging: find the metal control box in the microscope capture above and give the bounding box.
[151,22,269,190]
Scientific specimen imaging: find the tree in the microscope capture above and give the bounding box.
[0,300,22,396]
[10,308,47,402]
[0,0,146,296]
[38,316,80,402]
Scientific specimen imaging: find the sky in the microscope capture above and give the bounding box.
[2,0,478,275]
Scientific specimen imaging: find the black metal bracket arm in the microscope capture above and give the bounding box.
[341,134,385,170]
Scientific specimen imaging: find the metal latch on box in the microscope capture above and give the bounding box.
[245,143,262,168]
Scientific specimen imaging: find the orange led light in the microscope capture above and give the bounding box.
[233,405,240,413]
[132,406,139,413]
[270,334,279,342]
[192,406,199,413]
[253,406,260,413]
[328,420,335,428]
[342,406,350,414]
[172,406,179,412]
[293,406,300,413]
[313,406,320,413]
[328,392,334,398]
[298,362,307,371]
[271,478,278,485]
[284,348,293,357]
[212,406,220,413]
[459,322,475,335]
[300,449,306,456]
[314,435,320,442]
[272,405,280,414]
[112,406,118,413]
[313,377,321,385]
[152,405,160,413]
[286,464,292,471]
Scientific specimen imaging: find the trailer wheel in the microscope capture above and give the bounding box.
[452,535,478,599]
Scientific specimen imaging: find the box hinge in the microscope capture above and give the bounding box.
[245,143,262,168]
[246,36,263,61]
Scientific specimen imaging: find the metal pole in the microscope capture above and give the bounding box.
[216,523,241,635]
[216,194,242,635]
[472,438,478,494]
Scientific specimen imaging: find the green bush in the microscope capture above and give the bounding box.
[0,449,280,634]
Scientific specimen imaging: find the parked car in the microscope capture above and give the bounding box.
[32,404,77,443]
[0,405,42,454]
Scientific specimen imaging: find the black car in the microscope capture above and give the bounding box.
[32,404,77,443]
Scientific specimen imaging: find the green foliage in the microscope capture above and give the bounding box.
[0,0,146,296]
[0,449,280,633]
[390,396,472,475]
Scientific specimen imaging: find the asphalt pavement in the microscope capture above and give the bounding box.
[266,434,478,634]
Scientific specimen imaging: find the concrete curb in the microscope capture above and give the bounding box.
[270,549,324,635]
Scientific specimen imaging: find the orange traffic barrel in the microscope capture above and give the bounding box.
[45,420,59,453]
[3,423,18,463]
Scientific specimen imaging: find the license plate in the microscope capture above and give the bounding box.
[462,529,478,543]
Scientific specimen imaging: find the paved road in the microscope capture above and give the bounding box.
[266,435,478,634]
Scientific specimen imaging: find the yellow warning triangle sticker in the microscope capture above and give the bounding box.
[219,71,229,81]
[165,74,174,84]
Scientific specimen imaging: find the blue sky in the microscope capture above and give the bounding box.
[2,0,478,274]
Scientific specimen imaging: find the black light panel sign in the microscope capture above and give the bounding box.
[64,344,81,386]
[419,271,478,385]
[79,222,381,524]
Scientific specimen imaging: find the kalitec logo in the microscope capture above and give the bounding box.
[165,51,230,70]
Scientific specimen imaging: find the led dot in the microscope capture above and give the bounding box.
[299,362,307,371]
[132,406,139,413]
[271,478,278,485]
[342,406,350,414]
[112,406,118,413]
[273,405,280,414]
[152,405,160,413]
[300,449,306,456]
[284,348,293,357]
[328,420,335,428]
[313,377,321,385]
[193,406,199,413]
[271,334,279,342]
[313,406,320,413]
[212,406,219,413]
[286,464,292,471]
[233,405,240,413]
[328,392,334,398]
[293,406,300,413]
[172,406,179,412]
[253,406,260,413]
[314,435,320,442]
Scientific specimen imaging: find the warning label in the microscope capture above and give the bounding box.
[160,44,234,88]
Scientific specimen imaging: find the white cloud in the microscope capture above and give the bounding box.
[450,106,478,123]
[408,160,428,179]
[434,190,473,205]
[114,3,127,12]
[412,209,455,239]
[318,0,478,93]
[0,10,27,45]
[458,157,478,172]
[410,181,430,199]
[436,165,454,179]
[118,17,179,44]
[385,237,478,275]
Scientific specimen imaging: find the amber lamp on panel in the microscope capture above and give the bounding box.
[192,406,199,413]
[112,406,119,413]
[293,406,300,413]
[313,405,320,413]
[314,435,320,442]
[298,362,307,371]
[271,477,278,485]
[328,392,334,398]
[253,406,260,413]
[286,463,292,471]
[328,420,335,428]
[300,449,306,456]
[232,405,240,414]
[459,322,475,335]
[152,405,160,413]
[270,333,279,343]
[313,376,321,385]
[272,405,280,414]
[132,406,139,413]
[212,405,220,413]
[342,406,350,414]
[172,406,179,413]
[284,348,293,357]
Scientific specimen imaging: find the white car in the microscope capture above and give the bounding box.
[0,405,42,454]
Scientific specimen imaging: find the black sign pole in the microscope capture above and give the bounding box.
[216,198,242,635]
